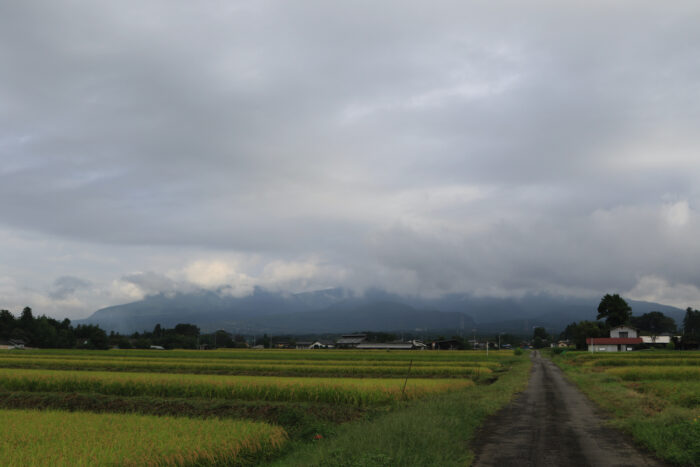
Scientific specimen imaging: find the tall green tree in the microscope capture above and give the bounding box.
[630,311,676,335]
[596,294,632,327]
[683,307,700,338]
[561,320,607,349]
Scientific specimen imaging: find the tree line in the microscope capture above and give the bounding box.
[1,307,109,349]
[0,307,246,350]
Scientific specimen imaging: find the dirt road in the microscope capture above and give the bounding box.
[471,351,665,467]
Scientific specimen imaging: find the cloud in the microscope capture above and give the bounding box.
[48,276,91,300]
[1,1,700,318]
[183,260,255,297]
[626,276,700,310]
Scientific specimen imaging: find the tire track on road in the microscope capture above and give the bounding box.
[472,351,665,467]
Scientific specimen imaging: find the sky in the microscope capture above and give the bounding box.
[2,1,700,319]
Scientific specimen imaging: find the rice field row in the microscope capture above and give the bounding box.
[0,348,518,465]
[569,352,700,362]
[0,359,490,378]
[0,353,502,368]
[605,366,700,382]
[2,348,512,362]
[0,408,287,466]
[587,358,700,367]
[0,368,474,406]
[0,356,492,378]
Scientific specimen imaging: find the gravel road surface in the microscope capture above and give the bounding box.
[471,351,665,467]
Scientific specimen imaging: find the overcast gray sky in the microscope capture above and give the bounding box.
[2,1,700,319]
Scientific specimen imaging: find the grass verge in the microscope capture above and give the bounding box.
[264,354,531,466]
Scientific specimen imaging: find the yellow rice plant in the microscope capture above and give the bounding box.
[0,369,474,405]
[0,353,502,368]
[0,408,287,466]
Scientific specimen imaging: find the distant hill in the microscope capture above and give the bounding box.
[77,287,686,336]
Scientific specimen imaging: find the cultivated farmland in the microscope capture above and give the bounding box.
[0,348,530,466]
[553,350,700,466]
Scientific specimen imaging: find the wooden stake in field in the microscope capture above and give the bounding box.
[401,359,413,400]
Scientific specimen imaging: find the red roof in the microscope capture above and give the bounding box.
[585,338,643,345]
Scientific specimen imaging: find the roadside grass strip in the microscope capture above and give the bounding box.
[0,408,287,466]
[0,369,473,405]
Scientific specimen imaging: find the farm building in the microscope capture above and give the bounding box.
[0,339,26,350]
[0,340,24,350]
[335,334,367,348]
[586,326,642,352]
[640,335,675,345]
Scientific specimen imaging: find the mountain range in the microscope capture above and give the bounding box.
[77,287,687,336]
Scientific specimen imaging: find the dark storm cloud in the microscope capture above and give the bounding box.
[2,1,700,316]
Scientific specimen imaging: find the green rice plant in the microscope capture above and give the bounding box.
[0,369,473,406]
[0,408,287,466]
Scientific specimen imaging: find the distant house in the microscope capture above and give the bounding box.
[586,326,642,352]
[335,334,367,349]
[149,345,165,350]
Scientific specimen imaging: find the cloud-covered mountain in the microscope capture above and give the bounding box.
[77,288,685,336]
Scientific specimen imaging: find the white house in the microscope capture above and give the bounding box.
[586,326,642,352]
[609,326,637,338]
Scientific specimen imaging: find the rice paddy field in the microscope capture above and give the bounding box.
[0,348,529,466]
[553,350,700,466]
